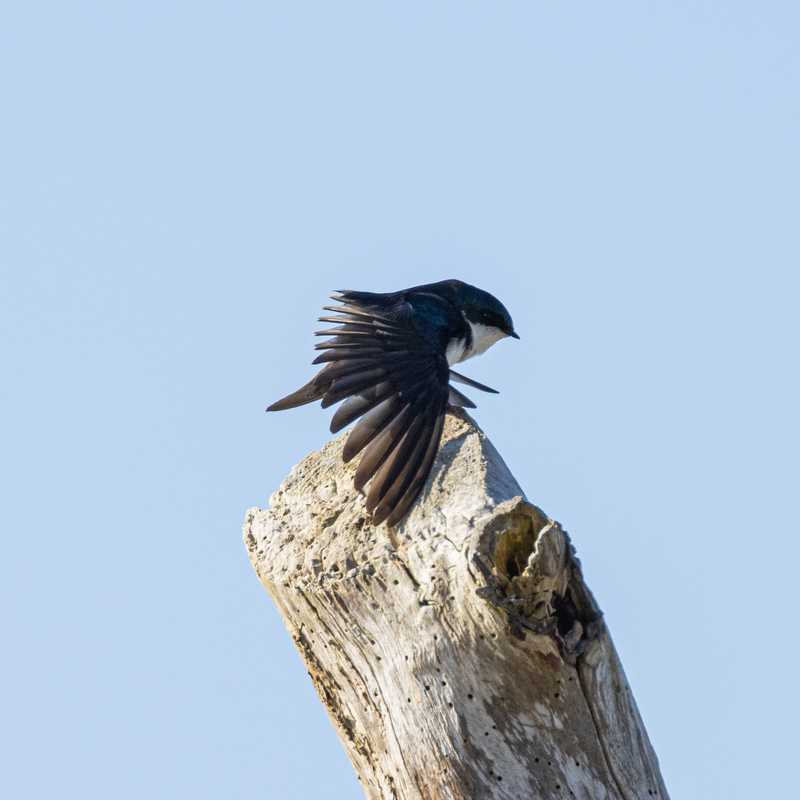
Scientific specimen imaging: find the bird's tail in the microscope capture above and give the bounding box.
[266,377,326,412]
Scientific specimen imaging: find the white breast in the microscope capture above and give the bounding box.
[445,320,506,366]
[461,320,506,361]
[445,337,468,365]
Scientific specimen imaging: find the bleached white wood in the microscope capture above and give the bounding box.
[244,412,669,799]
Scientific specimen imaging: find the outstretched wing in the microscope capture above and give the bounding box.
[269,292,452,526]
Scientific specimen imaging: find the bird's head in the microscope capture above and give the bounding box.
[458,282,519,341]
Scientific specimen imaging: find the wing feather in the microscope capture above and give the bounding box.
[330,384,395,434]
[384,409,446,526]
[321,368,389,408]
[342,394,404,462]
[353,403,414,490]
[365,398,431,512]
[448,368,499,394]
[312,347,384,364]
[447,385,476,408]
[369,403,436,524]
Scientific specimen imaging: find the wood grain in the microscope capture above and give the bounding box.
[244,412,669,800]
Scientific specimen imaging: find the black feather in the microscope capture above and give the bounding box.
[353,403,414,490]
[448,369,499,394]
[312,347,383,364]
[342,395,404,463]
[321,304,391,321]
[447,385,476,409]
[384,410,446,526]
[314,326,376,337]
[321,368,388,408]
[365,398,431,512]
[371,411,435,526]
[329,383,395,433]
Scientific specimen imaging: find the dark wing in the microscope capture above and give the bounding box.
[268,292,451,526]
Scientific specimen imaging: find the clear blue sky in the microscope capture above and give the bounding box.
[2,3,798,798]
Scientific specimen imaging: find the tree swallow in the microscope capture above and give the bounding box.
[267,279,519,526]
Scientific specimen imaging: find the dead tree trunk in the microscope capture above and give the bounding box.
[244,412,669,800]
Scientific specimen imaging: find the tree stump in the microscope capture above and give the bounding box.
[244,412,669,799]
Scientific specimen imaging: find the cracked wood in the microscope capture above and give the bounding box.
[244,412,669,800]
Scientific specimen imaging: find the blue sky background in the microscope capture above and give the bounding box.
[2,3,798,798]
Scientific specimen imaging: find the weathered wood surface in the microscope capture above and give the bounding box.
[244,412,669,800]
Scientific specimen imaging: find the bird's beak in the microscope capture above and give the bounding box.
[509,330,520,340]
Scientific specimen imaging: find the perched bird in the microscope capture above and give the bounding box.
[267,279,519,526]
